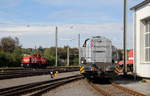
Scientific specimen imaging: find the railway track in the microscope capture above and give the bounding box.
[0,74,83,96]
[88,79,146,96]
[0,67,79,80]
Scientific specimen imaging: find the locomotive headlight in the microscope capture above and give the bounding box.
[81,57,86,64]
[81,61,84,64]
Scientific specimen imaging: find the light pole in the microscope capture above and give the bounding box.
[55,26,58,67]
[60,39,75,66]
[123,0,128,74]
[67,39,76,66]
[78,34,80,66]
[67,45,70,66]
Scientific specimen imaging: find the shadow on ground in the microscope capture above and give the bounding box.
[87,75,143,85]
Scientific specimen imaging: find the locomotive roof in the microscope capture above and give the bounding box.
[83,36,111,47]
[91,36,111,41]
[84,36,111,42]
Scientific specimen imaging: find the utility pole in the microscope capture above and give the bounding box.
[78,34,80,66]
[55,26,58,67]
[67,46,70,66]
[123,0,128,74]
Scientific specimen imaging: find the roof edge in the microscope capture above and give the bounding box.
[130,0,150,10]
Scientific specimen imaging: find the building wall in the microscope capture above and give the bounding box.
[134,3,150,78]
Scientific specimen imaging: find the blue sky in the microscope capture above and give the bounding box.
[0,0,144,48]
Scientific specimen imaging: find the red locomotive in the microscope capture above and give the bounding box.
[116,50,134,73]
[21,53,48,68]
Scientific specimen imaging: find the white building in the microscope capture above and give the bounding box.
[131,0,150,78]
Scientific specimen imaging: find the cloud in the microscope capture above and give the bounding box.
[47,8,117,24]
[34,0,122,6]
[0,23,133,48]
[48,9,113,19]
[0,26,54,35]
[0,0,142,48]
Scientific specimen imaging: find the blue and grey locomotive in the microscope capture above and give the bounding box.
[80,36,118,78]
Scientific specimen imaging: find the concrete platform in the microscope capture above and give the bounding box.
[114,79,150,95]
[0,71,80,89]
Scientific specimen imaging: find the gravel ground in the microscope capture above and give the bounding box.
[43,79,102,96]
[0,71,79,89]
[114,79,150,95]
[93,84,131,96]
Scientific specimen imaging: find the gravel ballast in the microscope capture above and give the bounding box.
[43,79,102,96]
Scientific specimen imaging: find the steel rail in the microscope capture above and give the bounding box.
[0,74,83,96]
[0,67,79,80]
[87,80,111,96]
[112,83,145,96]
[87,80,145,96]
[30,75,83,96]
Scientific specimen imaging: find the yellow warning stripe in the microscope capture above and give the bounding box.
[114,67,123,73]
[115,67,121,72]
[80,67,84,71]
[114,70,119,74]
[80,70,85,73]
[80,68,84,72]
[80,66,85,73]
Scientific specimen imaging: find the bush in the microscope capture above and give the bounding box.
[0,51,12,67]
[45,56,55,66]
[0,50,22,67]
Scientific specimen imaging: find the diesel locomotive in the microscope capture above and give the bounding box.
[21,53,48,68]
[80,36,118,78]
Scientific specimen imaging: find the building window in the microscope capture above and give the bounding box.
[144,20,150,62]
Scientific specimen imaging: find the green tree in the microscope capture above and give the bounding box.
[72,57,79,66]
[0,37,20,53]
[38,46,44,53]
[12,48,23,66]
[44,48,55,66]
[0,37,22,67]
[58,46,67,59]
[0,51,12,67]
